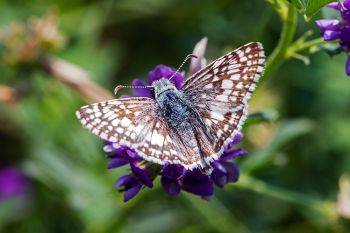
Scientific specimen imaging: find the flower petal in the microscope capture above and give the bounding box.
[344,0,350,10]
[327,2,341,10]
[170,72,185,89]
[107,157,129,169]
[148,65,173,84]
[220,148,248,161]
[189,37,208,76]
[346,56,350,76]
[124,184,142,202]
[0,167,29,199]
[323,30,341,41]
[114,174,136,188]
[315,19,341,31]
[221,162,240,183]
[339,26,350,51]
[211,161,227,173]
[211,170,228,188]
[211,161,228,187]
[224,132,243,150]
[161,177,181,196]
[132,79,152,98]
[181,169,214,196]
[148,65,185,89]
[162,164,186,180]
[130,163,153,188]
[211,162,240,188]
[114,174,143,202]
[125,148,138,160]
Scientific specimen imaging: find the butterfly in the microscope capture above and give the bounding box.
[76,42,265,173]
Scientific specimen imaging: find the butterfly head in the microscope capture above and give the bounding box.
[153,78,177,98]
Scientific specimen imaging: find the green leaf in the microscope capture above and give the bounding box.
[305,0,338,18]
[245,110,278,126]
[242,119,315,173]
[288,0,305,10]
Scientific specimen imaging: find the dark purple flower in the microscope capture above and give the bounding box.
[114,174,143,202]
[159,132,246,197]
[105,144,156,201]
[148,65,185,90]
[316,0,350,76]
[0,166,30,200]
[105,144,141,169]
[346,56,350,76]
[105,41,246,202]
[181,169,214,196]
[161,164,186,196]
[131,65,185,98]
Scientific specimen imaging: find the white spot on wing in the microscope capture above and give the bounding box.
[222,80,233,88]
[121,117,131,127]
[151,132,164,146]
[230,74,240,80]
[112,119,120,126]
[216,94,228,102]
[257,66,264,73]
[236,82,243,89]
[210,111,225,121]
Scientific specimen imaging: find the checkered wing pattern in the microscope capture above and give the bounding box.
[76,97,201,166]
[182,42,265,163]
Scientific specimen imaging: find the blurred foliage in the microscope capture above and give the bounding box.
[0,0,350,233]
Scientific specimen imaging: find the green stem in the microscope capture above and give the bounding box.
[182,194,249,233]
[233,174,337,222]
[264,2,297,77]
[288,37,327,56]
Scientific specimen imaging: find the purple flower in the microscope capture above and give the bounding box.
[0,166,30,200]
[106,144,155,201]
[132,65,185,98]
[316,0,350,76]
[114,174,143,202]
[105,39,247,202]
[161,164,186,196]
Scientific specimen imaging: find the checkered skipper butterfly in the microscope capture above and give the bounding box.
[76,42,265,173]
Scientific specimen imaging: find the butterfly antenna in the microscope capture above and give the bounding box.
[114,54,197,95]
[169,54,198,81]
[114,84,153,95]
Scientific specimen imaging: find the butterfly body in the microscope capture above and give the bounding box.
[153,78,213,171]
[76,42,265,172]
[155,80,193,127]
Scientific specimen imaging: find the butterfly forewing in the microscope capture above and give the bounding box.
[76,97,201,168]
[182,42,265,163]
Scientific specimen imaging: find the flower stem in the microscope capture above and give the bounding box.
[264,2,297,77]
[233,174,338,223]
[182,194,249,233]
[288,37,328,55]
[39,56,114,104]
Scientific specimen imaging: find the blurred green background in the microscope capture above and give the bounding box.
[1,0,350,232]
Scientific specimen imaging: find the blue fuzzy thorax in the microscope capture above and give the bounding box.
[154,78,194,128]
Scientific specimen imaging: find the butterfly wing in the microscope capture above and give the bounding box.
[182,42,265,163]
[76,97,201,167]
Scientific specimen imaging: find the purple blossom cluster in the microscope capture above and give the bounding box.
[0,166,30,200]
[105,65,247,202]
[316,0,350,76]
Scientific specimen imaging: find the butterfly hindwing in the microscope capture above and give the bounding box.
[182,42,265,163]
